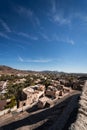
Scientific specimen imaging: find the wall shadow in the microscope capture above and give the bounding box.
[34,95,80,130]
[26,104,39,113]
[0,93,81,130]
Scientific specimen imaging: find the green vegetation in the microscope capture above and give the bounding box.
[5,96,17,109]
[6,83,24,107]
[0,74,21,81]
[40,79,51,89]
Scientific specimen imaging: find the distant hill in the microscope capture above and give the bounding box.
[0,65,60,75]
[0,65,34,75]
[0,65,16,74]
[0,65,87,76]
[0,65,64,76]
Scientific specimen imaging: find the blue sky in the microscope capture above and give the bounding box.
[0,0,87,72]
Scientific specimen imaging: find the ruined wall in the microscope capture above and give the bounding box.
[70,81,87,130]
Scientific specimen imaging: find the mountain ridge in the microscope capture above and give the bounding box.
[0,65,87,75]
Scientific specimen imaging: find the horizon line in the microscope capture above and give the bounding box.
[0,64,87,74]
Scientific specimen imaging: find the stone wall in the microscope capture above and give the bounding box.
[0,106,17,117]
[70,81,87,130]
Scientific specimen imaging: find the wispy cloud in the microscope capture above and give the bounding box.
[66,38,75,45]
[0,19,11,32]
[18,56,24,62]
[10,37,31,46]
[35,17,40,26]
[39,32,52,42]
[48,0,71,25]
[0,32,10,39]
[50,1,87,26]
[54,34,75,45]
[0,31,31,46]
[49,1,87,26]
[39,31,74,44]
[15,6,40,26]
[62,38,75,45]
[17,32,38,40]
[74,12,87,23]
[51,14,71,25]
[18,56,52,63]
[51,0,56,14]
[16,6,33,17]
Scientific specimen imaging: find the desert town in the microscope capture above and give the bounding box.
[0,68,85,114]
[0,66,86,130]
[0,75,72,113]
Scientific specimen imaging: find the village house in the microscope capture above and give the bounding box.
[38,96,51,108]
[18,82,72,109]
[45,85,57,98]
[63,86,71,93]
[19,84,45,108]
